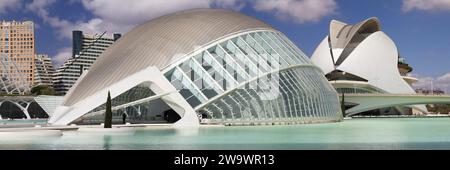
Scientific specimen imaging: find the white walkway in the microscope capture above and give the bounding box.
[341,93,450,117]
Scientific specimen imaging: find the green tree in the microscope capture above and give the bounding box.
[104,91,112,128]
[31,85,56,95]
[341,93,346,116]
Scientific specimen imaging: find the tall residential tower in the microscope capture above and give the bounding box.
[0,20,35,94]
[53,31,121,95]
[34,54,55,86]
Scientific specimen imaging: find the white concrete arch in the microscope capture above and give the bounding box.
[0,99,31,119]
[49,67,199,126]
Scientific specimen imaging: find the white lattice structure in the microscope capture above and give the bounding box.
[0,53,31,95]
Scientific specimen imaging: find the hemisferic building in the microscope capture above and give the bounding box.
[48,9,342,126]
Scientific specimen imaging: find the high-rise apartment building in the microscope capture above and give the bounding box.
[34,54,55,86]
[53,30,121,95]
[0,20,35,94]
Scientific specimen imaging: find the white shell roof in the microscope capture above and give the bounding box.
[63,9,275,106]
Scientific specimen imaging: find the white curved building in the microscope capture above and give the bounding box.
[311,17,427,116]
[49,9,342,126]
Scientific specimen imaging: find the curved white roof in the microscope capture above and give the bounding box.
[329,17,381,50]
[64,9,275,106]
[312,17,414,94]
[311,17,428,114]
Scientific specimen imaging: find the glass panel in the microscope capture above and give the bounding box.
[179,58,223,99]
[221,40,262,78]
[195,51,237,91]
[284,71,306,117]
[242,34,279,70]
[251,32,289,67]
[261,32,302,65]
[296,69,318,117]
[165,67,207,107]
[208,45,248,83]
[233,37,271,73]
[275,33,311,64]
[289,69,313,117]
[312,70,328,118]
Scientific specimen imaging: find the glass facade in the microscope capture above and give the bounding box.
[164,31,341,124]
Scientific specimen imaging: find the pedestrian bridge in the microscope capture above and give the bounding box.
[341,93,450,117]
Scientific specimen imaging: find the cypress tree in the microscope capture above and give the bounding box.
[341,93,346,117]
[104,91,112,128]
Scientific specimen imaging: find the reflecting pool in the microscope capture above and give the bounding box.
[2,118,450,150]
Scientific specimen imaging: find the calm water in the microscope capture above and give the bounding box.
[0,119,47,125]
[2,118,450,150]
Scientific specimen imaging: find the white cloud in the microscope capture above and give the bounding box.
[213,0,246,10]
[0,0,21,14]
[24,0,337,66]
[26,0,337,39]
[25,0,246,66]
[81,0,209,25]
[412,73,450,94]
[78,0,247,35]
[25,0,246,39]
[252,0,338,24]
[53,47,72,67]
[403,0,450,12]
[24,0,122,39]
[26,0,74,38]
[75,0,207,37]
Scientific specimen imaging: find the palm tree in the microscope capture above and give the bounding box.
[104,91,112,128]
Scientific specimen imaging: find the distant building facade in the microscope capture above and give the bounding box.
[0,20,35,94]
[53,31,121,95]
[34,54,55,86]
[416,88,445,95]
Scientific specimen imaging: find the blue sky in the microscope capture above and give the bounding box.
[0,0,449,92]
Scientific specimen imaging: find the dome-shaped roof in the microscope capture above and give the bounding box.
[64,9,275,106]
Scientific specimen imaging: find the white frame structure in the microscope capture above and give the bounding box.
[0,53,31,95]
